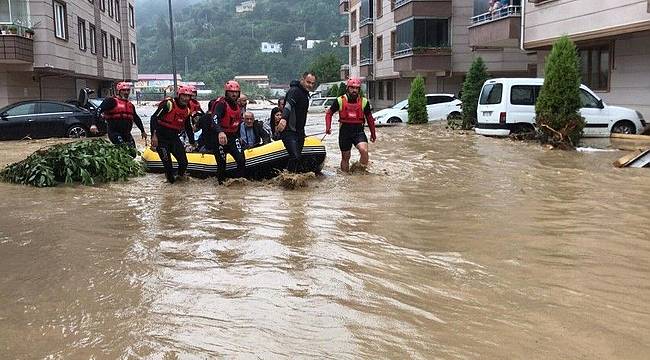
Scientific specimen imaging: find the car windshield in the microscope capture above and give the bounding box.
[89,99,103,107]
[392,100,408,109]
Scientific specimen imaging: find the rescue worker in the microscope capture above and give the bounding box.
[325,77,377,172]
[210,80,246,184]
[188,85,203,116]
[277,71,317,173]
[91,82,147,150]
[150,85,196,183]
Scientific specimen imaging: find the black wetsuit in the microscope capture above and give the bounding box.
[97,97,145,148]
[212,99,246,183]
[151,99,195,183]
[281,80,310,173]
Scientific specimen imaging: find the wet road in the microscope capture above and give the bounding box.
[1,117,649,359]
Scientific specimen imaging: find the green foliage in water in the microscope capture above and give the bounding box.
[535,36,585,148]
[459,57,489,130]
[0,139,144,187]
[408,75,428,125]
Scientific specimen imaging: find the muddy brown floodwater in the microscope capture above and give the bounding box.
[1,116,649,359]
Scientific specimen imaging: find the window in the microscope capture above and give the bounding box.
[108,0,113,18]
[396,18,450,53]
[368,81,375,100]
[510,85,541,106]
[53,1,67,40]
[101,30,108,58]
[130,42,137,64]
[390,31,396,57]
[376,0,383,17]
[376,35,383,61]
[479,83,503,105]
[5,103,36,117]
[351,10,357,32]
[1,0,29,24]
[115,0,120,22]
[100,0,105,12]
[378,81,384,99]
[351,45,357,66]
[360,36,372,63]
[360,0,373,23]
[117,38,122,62]
[387,80,394,100]
[580,89,601,108]
[89,24,97,54]
[110,35,116,60]
[128,4,135,28]
[78,17,87,51]
[38,102,68,114]
[579,45,610,91]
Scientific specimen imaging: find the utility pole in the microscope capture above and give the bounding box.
[184,56,188,78]
[168,0,178,94]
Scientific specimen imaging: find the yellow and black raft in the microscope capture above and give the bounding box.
[141,137,326,179]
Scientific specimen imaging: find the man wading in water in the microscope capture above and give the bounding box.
[276,71,317,173]
[150,85,196,183]
[210,80,246,184]
[325,77,377,172]
[91,82,147,152]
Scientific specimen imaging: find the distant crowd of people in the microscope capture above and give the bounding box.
[91,72,377,184]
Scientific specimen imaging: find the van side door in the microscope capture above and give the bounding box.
[509,85,539,129]
[579,89,610,137]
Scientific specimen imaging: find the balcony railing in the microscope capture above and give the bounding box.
[470,5,521,26]
[394,46,451,58]
[394,0,411,9]
[360,58,373,66]
[0,23,35,39]
[359,17,374,27]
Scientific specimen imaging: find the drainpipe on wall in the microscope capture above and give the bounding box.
[520,0,526,52]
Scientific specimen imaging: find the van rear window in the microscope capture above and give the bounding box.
[479,83,503,105]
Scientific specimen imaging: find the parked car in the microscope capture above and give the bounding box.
[475,78,647,137]
[373,94,462,125]
[308,97,337,113]
[0,100,105,141]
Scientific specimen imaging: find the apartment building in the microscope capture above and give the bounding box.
[523,0,650,119]
[340,0,534,109]
[0,0,138,107]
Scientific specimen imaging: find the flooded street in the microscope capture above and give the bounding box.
[1,115,650,359]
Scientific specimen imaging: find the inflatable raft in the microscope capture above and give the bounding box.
[141,136,326,179]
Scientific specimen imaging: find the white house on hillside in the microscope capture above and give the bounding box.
[236,0,256,13]
[260,42,282,53]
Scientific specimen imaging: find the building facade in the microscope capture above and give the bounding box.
[340,0,534,109]
[0,0,138,107]
[523,0,650,119]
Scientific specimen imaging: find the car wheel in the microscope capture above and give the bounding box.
[387,117,402,124]
[611,120,636,134]
[447,112,461,120]
[67,124,88,138]
[513,123,535,134]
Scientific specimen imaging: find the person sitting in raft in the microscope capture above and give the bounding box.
[239,111,270,150]
[269,107,283,141]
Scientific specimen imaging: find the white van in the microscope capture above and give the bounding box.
[475,78,646,137]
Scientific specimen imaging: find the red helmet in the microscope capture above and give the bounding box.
[177,85,194,96]
[346,78,362,88]
[116,82,132,91]
[224,80,240,92]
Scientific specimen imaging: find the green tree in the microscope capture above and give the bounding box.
[535,36,585,148]
[310,53,342,83]
[337,82,347,97]
[328,83,339,97]
[459,57,489,129]
[407,75,428,124]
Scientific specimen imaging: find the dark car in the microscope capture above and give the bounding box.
[0,100,105,141]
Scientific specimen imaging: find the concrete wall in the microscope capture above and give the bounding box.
[0,68,40,107]
[524,0,650,47]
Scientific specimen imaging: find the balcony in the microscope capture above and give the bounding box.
[340,64,350,80]
[0,34,34,64]
[393,47,451,75]
[394,0,452,23]
[468,5,522,48]
[360,58,373,79]
[339,0,349,14]
[339,31,350,47]
[359,17,373,38]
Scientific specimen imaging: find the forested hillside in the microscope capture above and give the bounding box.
[135,0,347,89]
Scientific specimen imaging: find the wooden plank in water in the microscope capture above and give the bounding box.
[613,148,650,168]
[610,133,650,142]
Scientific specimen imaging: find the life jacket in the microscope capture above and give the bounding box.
[189,98,202,115]
[211,97,241,135]
[337,95,368,125]
[102,97,135,123]
[156,98,190,132]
